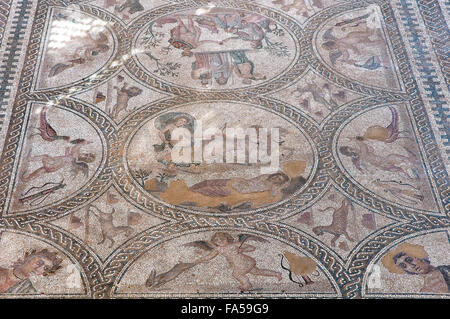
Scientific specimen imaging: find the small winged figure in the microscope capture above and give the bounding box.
[145,232,282,291]
[185,232,282,291]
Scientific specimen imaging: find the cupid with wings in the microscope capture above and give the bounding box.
[146,232,282,291]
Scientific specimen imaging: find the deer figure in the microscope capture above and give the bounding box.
[89,205,136,247]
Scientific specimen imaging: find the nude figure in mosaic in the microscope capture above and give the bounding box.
[20,139,95,181]
[339,137,420,180]
[48,31,110,77]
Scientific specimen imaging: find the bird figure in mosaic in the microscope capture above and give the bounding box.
[32,105,70,142]
[293,82,337,110]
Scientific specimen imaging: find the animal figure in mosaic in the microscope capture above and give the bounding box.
[88,205,136,247]
[321,26,386,66]
[146,262,196,289]
[111,82,143,118]
[312,198,355,247]
[32,105,70,142]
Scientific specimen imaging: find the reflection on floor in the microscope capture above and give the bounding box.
[0,0,448,298]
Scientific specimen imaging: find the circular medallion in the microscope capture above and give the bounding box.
[124,101,316,214]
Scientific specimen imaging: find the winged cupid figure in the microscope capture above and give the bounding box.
[145,232,282,291]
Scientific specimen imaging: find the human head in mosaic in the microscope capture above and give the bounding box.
[393,252,433,275]
[12,249,63,278]
[382,243,429,275]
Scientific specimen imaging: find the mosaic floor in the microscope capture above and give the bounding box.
[0,0,448,299]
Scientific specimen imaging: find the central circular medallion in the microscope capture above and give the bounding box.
[132,7,298,91]
[125,102,315,213]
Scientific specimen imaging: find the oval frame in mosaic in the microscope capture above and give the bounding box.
[111,97,324,220]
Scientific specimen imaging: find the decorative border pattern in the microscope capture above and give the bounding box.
[0,0,12,47]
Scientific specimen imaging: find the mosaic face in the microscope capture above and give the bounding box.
[315,7,401,90]
[126,102,315,212]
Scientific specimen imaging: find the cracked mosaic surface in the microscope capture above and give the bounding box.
[0,0,448,298]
